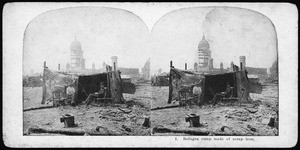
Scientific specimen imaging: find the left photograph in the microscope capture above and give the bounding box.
[23,7,152,136]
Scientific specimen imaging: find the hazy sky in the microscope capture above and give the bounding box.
[150,7,277,73]
[16,3,296,75]
[23,7,150,74]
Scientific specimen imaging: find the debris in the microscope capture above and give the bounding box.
[170,122,176,125]
[27,127,122,136]
[203,112,211,115]
[253,100,262,105]
[23,105,54,112]
[268,117,275,127]
[220,110,228,113]
[261,117,270,124]
[152,127,244,136]
[150,105,179,111]
[99,115,107,119]
[60,114,75,128]
[93,110,101,113]
[95,126,107,132]
[220,126,230,132]
[254,114,262,119]
[78,112,85,115]
[236,117,248,121]
[118,108,132,113]
[185,114,200,127]
[122,125,132,132]
[244,108,258,113]
[225,115,234,118]
[247,125,257,132]
[208,132,215,136]
[142,116,151,128]
[264,101,273,107]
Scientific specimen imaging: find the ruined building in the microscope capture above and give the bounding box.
[63,35,99,75]
[239,56,268,82]
[192,34,267,81]
[69,35,85,70]
[109,56,140,82]
[141,58,150,80]
[111,56,118,71]
[269,59,278,80]
[194,35,213,73]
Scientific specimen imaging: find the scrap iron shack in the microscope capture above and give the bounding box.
[167,66,262,104]
[41,66,127,105]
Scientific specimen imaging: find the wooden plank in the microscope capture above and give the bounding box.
[26,127,122,136]
[150,105,179,111]
[152,127,245,136]
[24,105,54,112]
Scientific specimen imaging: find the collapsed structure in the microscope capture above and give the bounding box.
[151,73,169,86]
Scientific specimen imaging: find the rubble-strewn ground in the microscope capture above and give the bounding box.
[23,85,152,136]
[151,84,279,136]
[23,83,278,136]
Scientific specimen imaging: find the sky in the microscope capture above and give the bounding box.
[150,7,277,73]
[23,7,150,74]
[4,3,296,75]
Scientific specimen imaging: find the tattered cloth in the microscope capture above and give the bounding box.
[41,67,78,104]
[170,68,204,101]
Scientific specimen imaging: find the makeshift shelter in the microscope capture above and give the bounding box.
[41,67,77,104]
[76,71,124,104]
[168,66,262,104]
[167,67,204,104]
[202,71,250,103]
[41,66,125,105]
[120,75,136,94]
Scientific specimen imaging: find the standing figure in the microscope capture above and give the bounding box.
[66,82,76,105]
[192,81,203,106]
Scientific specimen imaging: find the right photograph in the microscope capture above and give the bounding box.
[150,6,278,136]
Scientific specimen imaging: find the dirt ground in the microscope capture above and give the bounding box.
[23,83,278,136]
[151,84,279,136]
[23,85,152,136]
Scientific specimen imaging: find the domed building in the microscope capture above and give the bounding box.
[70,35,85,70]
[194,34,213,73]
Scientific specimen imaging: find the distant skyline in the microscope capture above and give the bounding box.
[20,4,289,75]
[23,7,150,75]
[150,7,277,74]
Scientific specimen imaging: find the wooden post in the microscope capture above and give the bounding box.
[41,61,46,104]
[185,63,187,70]
[240,62,243,71]
[110,71,123,103]
[113,62,116,71]
[200,78,205,106]
[167,61,173,104]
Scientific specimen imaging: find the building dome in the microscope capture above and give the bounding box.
[70,37,82,51]
[198,35,210,50]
